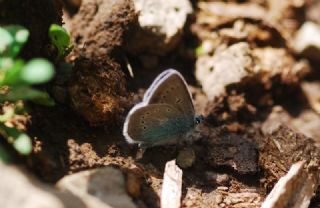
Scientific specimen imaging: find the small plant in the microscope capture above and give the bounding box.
[0,25,55,161]
[49,24,73,63]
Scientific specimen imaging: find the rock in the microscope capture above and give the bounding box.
[261,106,320,143]
[70,0,136,59]
[294,21,320,60]
[126,172,142,198]
[301,81,320,114]
[259,125,320,191]
[196,42,309,100]
[126,0,193,55]
[206,132,258,174]
[0,162,84,208]
[176,148,196,169]
[57,167,136,208]
[196,42,255,99]
[68,57,129,127]
[205,172,230,186]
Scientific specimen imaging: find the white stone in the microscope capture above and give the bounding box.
[0,162,82,208]
[294,21,320,60]
[127,0,193,54]
[57,167,136,208]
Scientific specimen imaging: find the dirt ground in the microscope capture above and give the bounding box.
[2,0,320,207]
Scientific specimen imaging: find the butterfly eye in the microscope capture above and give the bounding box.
[166,108,171,112]
[195,115,204,124]
[143,126,147,130]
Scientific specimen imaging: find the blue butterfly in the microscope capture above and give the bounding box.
[123,69,203,149]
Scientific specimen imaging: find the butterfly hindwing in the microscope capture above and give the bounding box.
[123,103,194,145]
[143,69,195,119]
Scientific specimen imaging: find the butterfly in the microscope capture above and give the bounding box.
[123,69,203,149]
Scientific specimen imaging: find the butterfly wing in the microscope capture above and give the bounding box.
[123,103,195,146]
[143,69,195,118]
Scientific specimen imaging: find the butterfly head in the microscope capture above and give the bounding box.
[195,115,204,125]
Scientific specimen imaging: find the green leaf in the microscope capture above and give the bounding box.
[31,91,55,106]
[195,45,204,56]
[1,59,24,86]
[21,58,54,84]
[0,27,13,55]
[6,25,29,44]
[2,25,29,58]
[12,132,32,155]
[49,24,73,62]
[0,144,10,162]
[1,125,32,155]
[0,86,45,101]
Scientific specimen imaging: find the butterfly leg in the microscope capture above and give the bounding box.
[136,143,152,159]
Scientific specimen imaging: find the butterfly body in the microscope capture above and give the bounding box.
[123,69,202,148]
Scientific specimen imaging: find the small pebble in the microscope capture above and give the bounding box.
[176,148,196,169]
[206,172,230,186]
[219,202,226,207]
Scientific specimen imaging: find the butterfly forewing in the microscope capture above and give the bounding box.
[124,103,194,144]
[143,70,195,118]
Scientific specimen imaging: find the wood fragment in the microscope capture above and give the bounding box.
[161,160,183,208]
[262,161,317,208]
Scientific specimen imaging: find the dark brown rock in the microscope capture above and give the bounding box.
[68,57,129,126]
[206,129,258,174]
[70,0,137,60]
[259,125,320,191]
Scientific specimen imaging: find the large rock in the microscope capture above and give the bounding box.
[196,42,309,99]
[294,21,320,60]
[57,167,137,208]
[0,162,83,208]
[70,0,136,59]
[196,42,255,99]
[126,0,193,55]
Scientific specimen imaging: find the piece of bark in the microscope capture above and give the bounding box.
[262,161,317,208]
[161,160,182,208]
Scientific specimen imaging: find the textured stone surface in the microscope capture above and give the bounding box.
[294,21,320,60]
[0,162,84,208]
[57,167,137,208]
[126,0,193,55]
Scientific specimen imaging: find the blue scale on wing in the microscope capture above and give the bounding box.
[142,116,192,141]
[126,103,194,144]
